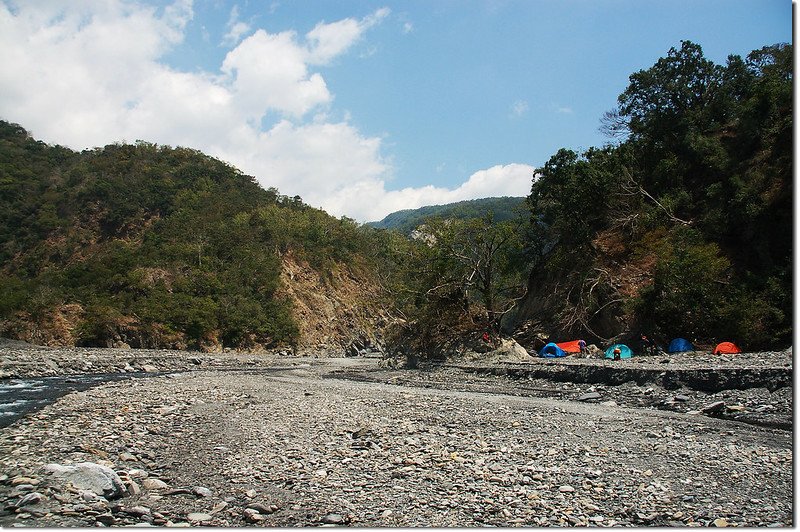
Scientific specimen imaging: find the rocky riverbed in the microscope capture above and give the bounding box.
[0,342,793,527]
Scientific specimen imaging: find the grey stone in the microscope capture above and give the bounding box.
[244,508,265,522]
[321,513,345,524]
[15,492,44,507]
[126,479,142,496]
[577,392,602,401]
[247,502,275,514]
[193,486,213,498]
[126,506,152,517]
[701,401,726,414]
[142,478,168,490]
[95,513,117,525]
[43,462,126,500]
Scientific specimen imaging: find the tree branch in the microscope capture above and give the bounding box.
[621,166,692,226]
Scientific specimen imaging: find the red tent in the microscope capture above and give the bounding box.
[714,341,741,354]
[556,340,582,353]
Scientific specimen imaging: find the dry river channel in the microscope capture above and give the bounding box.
[0,344,793,527]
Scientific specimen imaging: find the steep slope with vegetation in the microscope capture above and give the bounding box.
[0,123,389,351]
[507,41,792,350]
[380,41,791,359]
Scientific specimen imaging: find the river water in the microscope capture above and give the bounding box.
[0,372,154,429]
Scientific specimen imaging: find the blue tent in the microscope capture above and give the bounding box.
[667,338,694,353]
[604,343,633,359]
[540,342,567,358]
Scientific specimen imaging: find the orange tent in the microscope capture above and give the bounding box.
[714,341,741,354]
[556,340,582,353]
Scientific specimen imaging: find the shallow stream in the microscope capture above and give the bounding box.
[0,372,154,429]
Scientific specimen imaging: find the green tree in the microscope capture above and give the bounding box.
[418,215,526,329]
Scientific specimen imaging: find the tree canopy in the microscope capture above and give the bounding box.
[522,41,792,349]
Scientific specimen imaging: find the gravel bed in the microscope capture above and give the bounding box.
[0,354,792,527]
[0,338,313,379]
[336,364,793,431]
[503,348,793,370]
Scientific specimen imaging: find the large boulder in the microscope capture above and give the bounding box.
[42,462,126,499]
[495,338,535,362]
[464,338,534,363]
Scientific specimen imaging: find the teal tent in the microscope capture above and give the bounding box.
[604,344,633,359]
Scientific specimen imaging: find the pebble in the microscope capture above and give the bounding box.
[243,509,265,523]
[95,513,117,525]
[192,486,212,498]
[11,477,39,486]
[141,478,168,490]
[577,392,602,401]
[702,401,726,413]
[15,492,44,507]
[246,502,276,514]
[321,513,345,524]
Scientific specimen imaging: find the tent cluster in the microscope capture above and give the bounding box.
[537,337,742,359]
[539,340,585,358]
[666,338,742,355]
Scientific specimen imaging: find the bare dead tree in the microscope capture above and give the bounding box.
[599,108,630,139]
[620,166,692,226]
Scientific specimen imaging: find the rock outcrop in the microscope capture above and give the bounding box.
[278,252,392,354]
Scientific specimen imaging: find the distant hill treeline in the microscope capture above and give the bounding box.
[367,197,526,234]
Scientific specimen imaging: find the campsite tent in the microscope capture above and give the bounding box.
[540,342,567,358]
[556,340,582,353]
[714,341,741,355]
[667,338,694,353]
[604,344,633,359]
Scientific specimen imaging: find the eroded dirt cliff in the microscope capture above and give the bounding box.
[277,252,393,354]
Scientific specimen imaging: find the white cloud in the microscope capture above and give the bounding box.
[511,99,529,118]
[306,7,390,64]
[216,119,391,210]
[324,163,535,222]
[0,1,533,223]
[222,5,251,46]
[221,29,331,119]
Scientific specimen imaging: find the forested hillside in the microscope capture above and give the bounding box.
[372,41,792,356]
[507,41,792,350]
[367,197,526,234]
[0,123,390,350]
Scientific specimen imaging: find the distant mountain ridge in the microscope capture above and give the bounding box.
[367,196,526,234]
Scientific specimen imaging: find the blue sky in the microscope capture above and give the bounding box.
[0,0,791,221]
